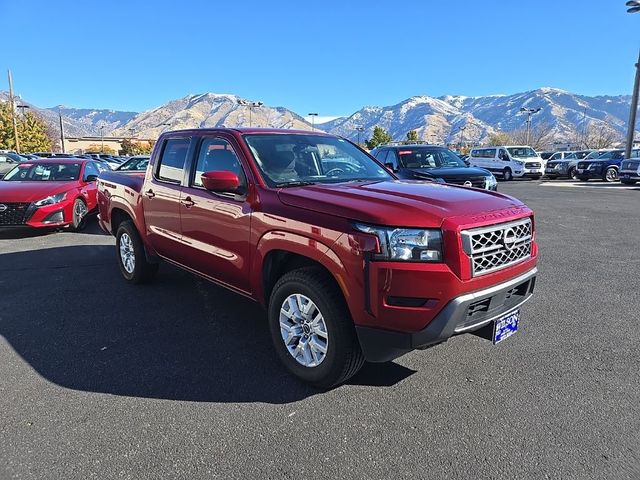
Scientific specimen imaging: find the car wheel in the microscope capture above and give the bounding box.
[503,168,513,181]
[604,167,618,183]
[71,198,88,231]
[115,220,159,284]
[568,167,577,180]
[268,267,365,389]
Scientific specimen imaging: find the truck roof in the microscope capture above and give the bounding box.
[162,127,331,136]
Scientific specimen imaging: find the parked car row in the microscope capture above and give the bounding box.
[545,148,640,183]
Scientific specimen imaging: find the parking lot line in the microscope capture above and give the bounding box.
[539,181,639,190]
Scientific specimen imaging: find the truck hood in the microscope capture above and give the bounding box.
[277,180,527,228]
[0,181,74,203]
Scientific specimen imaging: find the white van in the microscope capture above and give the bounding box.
[468,146,543,181]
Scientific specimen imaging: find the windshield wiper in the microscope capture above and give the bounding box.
[274,180,317,188]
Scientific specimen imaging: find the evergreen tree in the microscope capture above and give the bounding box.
[406,130,419,142]
[18,111,52,152]
[365,126,392,149]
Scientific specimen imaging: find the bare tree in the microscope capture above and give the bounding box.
[579,123,621,150]
[507,122,556,150]
[487,131,511,146]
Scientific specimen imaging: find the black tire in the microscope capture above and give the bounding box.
[71,198,88,231]
[115,220,158,284]
[568,166,577,180]
[603,167,618,183]
[268,267,365,389]
[503,168,513,181]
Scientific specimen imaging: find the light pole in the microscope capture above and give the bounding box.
[355,126,365,145]
[458,126,467,151]
[99,125,105,153]
[430,134,439,145]
[624,1,640,159]
[17,104,30,116]
[519,107,541,145]
[238,99,263,127]
[129,128,136,139]
[308,113,318,131]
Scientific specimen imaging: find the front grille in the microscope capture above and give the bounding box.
[525,162,541,168]
[447,177,487,189]
[461,218,533,277]
[0,202,31,226]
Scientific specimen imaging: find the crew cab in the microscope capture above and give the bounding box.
[97,128,538,388]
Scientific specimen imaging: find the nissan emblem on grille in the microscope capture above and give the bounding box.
[463,181,472,187]
[460,218,533,276]
[0,204,7,213]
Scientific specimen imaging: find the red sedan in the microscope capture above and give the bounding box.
[0,158,106,230]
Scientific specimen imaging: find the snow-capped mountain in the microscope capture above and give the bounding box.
[323,87,634,144]
[0,91,137,137]
[113,93,312,138]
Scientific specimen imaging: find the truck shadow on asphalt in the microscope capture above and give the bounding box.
[0,245,415,404]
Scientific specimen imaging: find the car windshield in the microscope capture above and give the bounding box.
[119,157,149,171]
[397,147,467,168]
[507,147,537,158]
[244,134,392,187]
[3,162,81,181]
[598,150,623,160]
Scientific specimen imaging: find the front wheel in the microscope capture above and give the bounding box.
[603,167,618,183]
[268,267,364,389]
[71,198,88,231]
[568,166,577,180]
[503,168,513,181]
[115,220,158,284]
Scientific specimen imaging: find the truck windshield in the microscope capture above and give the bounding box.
[244,134,392,187]
[3,162,81,181]
[507,147,537,158]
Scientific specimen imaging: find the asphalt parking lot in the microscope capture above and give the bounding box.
[1,180,639,480]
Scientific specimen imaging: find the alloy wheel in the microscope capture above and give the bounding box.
[279,293,329,367]
[119,233,136,274]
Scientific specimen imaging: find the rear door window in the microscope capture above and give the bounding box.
[156,138,190,183]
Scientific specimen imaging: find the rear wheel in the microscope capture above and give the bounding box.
[503,168,513,181]
[71,198,88,231]
[268,267,364,389]
[115,220,158,284]
[603,167,618,183]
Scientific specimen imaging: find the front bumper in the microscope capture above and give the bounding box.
[620,171,640,182]
[355,267,537,362]
[0,201,73,228]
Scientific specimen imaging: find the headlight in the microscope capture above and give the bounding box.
[34,192,67,207]
[354,223,443,262]
[485,174,497,189]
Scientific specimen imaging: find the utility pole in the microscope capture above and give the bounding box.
[308,113,318,131]
[7,70,20,153]
[59,110,66,153]
[100,125,105,153]
[519,107,541,145]
[355,126,365,145]
[624,48,640,160]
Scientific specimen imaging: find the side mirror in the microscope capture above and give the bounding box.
[464,160,470,166]
[201,170,241,192]
[385,162,396,172]
[84,174,99,182]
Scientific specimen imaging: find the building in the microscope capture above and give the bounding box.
[56,136,155,154]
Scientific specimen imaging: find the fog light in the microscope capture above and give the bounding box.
[42,210,64,224]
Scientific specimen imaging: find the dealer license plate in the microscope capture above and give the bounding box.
[494,310,519,344]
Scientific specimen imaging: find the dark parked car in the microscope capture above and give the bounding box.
[619,149,640,184]
[544,150,593,179]
[0,152,25,179]
[576,150,624,182]
[370,144,497,190]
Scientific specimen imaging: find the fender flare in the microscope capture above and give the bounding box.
[252,230,349,305]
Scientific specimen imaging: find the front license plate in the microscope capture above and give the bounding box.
[494,310,519,344]
[577,169,584,173]
[624,174,630,180]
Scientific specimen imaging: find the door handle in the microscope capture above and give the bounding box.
[181,196,195,208]
[145,189,156,199]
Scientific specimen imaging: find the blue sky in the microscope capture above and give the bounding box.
[2,0,639,118]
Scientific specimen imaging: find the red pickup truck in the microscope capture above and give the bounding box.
[97,128,537,388]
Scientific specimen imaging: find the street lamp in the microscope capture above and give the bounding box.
[129,128,136,139]
[355,126,365,145]
[308,113,318,131]
[624,1,640,159]
[99,125,105,153]
[519,107,541,145]
[17,104,30,116]
[238,99,263,127]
